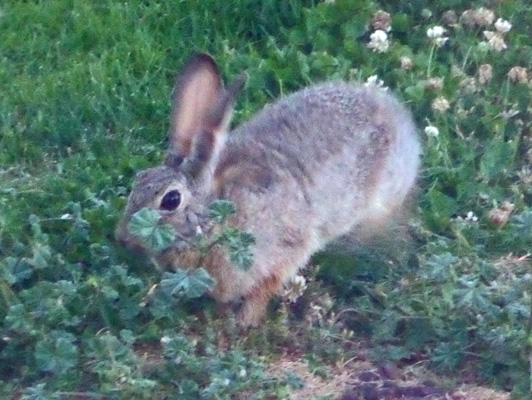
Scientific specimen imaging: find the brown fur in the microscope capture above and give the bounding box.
[238,273,282,327]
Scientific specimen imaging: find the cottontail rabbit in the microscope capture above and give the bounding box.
[116,54,421,326]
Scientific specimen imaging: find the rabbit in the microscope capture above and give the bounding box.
[116,53,421,327]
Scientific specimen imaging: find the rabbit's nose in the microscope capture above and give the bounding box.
[186,210,199,226]
[185,211,203,235]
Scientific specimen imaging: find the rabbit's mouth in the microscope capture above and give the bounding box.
[116,228,148,255]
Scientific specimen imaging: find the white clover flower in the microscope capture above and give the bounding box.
[494,18,512,33]
[307,303,326,325]
[518,167,532,185]
[442,10,458,26]
[453,211,479,223]
[367,29,390,53]
[435,37,449,47]
[474,7,495,26]
[371,10,392,32]
[465,211,478,222]
[364,75,388,90]
[460,76,479,94]
[488,202,514,227]
[424,126,439,137]
[432,97,450,113]
[283,275,307,303]
[400,56,413,70]
[427,26,448,47]
[477,64,493,85]
[427,26,445,38]
[483,31,507,51]
[460,9,477,28]
[425,77,444,90]
[508,66,528,83]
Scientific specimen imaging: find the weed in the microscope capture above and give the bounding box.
[1,0,532,398]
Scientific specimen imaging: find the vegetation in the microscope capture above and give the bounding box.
[1,0,532,398]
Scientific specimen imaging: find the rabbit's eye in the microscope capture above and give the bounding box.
[160,190,181,211]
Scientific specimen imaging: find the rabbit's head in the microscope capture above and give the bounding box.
[116,54,244,256]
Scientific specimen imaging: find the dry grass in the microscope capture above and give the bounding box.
[266,348,511,400]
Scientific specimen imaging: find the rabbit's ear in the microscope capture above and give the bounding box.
[170,54,223,158]
[182,74,245,181]
[170,54,245,182]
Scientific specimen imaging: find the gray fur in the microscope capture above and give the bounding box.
[117,54,421,326]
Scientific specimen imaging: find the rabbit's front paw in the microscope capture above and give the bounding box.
[237,298,267,328]
[236,275,282,327]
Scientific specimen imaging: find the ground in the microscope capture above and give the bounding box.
[267,350,511,400]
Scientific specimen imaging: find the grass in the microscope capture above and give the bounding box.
[1,0,532,398]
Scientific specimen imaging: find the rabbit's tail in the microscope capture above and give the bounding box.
[328,176,419,256]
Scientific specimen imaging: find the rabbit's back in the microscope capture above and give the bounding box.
[216,83,420,239]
